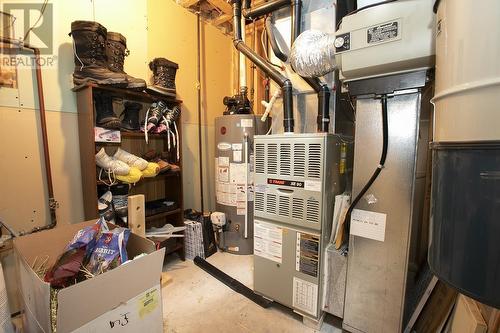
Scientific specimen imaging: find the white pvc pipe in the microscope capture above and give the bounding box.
[244,133,249,239]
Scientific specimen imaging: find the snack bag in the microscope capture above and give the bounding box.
[86,227,131,275]
[44,222,101,288]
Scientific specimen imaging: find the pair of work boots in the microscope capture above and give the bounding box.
[70,20,146,90]
[94,93,142,130]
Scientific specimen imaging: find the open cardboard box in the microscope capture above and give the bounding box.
[14,220,165,332]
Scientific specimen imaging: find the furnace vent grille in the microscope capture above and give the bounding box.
[255,192,264,212]
[267,144,278,175]
[255,143,265,174]
[266,193,277,214]
[278,196,290,217]
[308,144,322,178]
[292,197,304,220]
[293,143,306,177]
[279,143,291,176]
[253,141,323,179]
[306,198,320,223]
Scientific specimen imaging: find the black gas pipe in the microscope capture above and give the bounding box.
[241,0,330,133]
[233,0,294,133]
[290,0,331,132]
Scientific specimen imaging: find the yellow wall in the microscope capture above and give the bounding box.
[147,0,232,210]
[0,0,231,235]
[0,0,232,311]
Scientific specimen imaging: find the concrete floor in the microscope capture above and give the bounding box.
[161,252,343,333]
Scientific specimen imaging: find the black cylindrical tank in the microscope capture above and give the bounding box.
[429,142,500,308]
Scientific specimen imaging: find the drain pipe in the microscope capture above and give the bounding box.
[1,37,57,235]
[290,0,330,133]
[244,0,331,132]
[233,0,294,133]
[242,0,290,19]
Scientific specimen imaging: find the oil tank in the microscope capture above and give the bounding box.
[215,114,270,254]
[429,0,500,308]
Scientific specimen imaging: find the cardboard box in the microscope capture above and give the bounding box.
[14,220,165,332]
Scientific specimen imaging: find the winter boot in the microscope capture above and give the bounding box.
[94,93,121,129]
[69,21,128,87]
[120,101,141,131]
[146,58,178,97]
[111,183,129,226]
[106,32,146,90]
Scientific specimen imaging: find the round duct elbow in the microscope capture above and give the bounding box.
[290,30,337,77]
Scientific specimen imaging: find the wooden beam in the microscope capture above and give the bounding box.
[206,0,232,14]
[212,14,232,26]
[177,0,199,7]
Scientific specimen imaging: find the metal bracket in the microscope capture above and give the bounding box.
[49,198,59,210]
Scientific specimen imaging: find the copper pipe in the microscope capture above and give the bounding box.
[1,37,57,234]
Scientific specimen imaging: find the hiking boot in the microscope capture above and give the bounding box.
[146,58,178,97]
[95,148,130,175]
[106,32,146,90]
[114,148,148,170]
[94,93,121,129]
[69,21,128,87]
[120,101,141,131]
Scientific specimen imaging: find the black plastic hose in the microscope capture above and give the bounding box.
[265,16,288,62]
[345,95,389,237]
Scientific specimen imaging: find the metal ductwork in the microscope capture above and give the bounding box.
[233,0,294,133]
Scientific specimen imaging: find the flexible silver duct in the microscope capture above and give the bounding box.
[290,30,337,77]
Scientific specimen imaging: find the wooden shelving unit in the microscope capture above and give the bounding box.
[75,83,185,259]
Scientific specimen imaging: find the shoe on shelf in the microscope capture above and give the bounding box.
[115,167,142,184]
[106,32,146,91]
[146,57,178,98]
[98,191,115,221]
[111,183,129,227]
[120,101,142,131]
[114,148,148,170]
[144,101,168,132]
[95,148,130,175]
[142,149,172,173]
[69,21,128,87]
[94,93,121,129]
[141,162,160,178]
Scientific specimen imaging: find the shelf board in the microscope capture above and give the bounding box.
[120,131,168,139]
[165,242,184,255]
[96,170,181,186]
[72,83,182,104]
[145,208,182,222]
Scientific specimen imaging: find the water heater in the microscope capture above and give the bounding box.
[214,114,270,255]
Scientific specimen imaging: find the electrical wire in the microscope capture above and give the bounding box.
[23,0,49,42]
[344,95,389,242]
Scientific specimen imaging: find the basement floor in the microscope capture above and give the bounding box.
[162,251,343,333]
